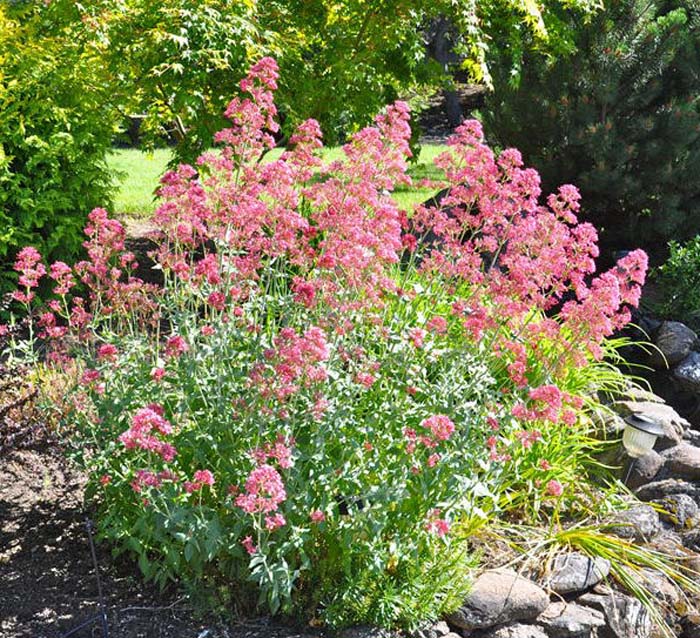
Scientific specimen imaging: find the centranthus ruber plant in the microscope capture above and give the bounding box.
[6,57,648,628]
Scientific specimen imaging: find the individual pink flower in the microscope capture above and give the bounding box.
[81,369,101,386]
[14,246,46,291]
[408,328,427,348]
[151,367,166,382]
[251,436,294,469]
[49,261,75,295]
[310,509,325,524]
[425,509,450,537]
[427,453,441,467]
[426,316,448,334]
[207,291,226,310]
[131,470,162,493]
[99,474,111,486]
[355,372,376,387]
[118,406,177,462]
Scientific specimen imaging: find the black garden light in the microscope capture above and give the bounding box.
[622,413,665,459]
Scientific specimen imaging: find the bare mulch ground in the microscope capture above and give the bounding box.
[0,445,319,638]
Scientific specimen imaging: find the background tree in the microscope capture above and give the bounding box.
[0,1,116,291]
[483,0,700,250]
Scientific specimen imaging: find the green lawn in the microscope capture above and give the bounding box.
[108,143,446,220]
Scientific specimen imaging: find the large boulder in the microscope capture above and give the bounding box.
[447,568,549,631]
[409,621,451,638]
[652,493,700,529]
[639,569,680,608]
[545,553,610,595]
[651,322,697,368]
[635,478,700,505]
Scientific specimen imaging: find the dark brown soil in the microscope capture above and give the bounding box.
[0,445,319,638]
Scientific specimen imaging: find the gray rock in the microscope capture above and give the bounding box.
[682,429,700,446]
[662,444,700,480]
[536,601,606,637]
[484,624,549,638]
[639,569,680,607]
[611,401,687,451]
[652,493,699,529]
[578,592,652,638]
[607,505,661,542]
[621,386,665,404]
[545,552,610,594]
[680,528,700,551]
[645,529,689,562]
[652,322,698,368]
[339,627,397,638]
[627,451,664,489]
[635,478,700,504]
[409,621,450,638]
[447,568,549,631]
[592,407,627,437]
[681,613,700,638]
[674,352,700,393]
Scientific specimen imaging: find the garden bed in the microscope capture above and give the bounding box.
[0,444,318,638]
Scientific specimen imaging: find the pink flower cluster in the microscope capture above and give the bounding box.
[12,247,46,303]
[118,405,177,462]
[409,118,647,372]
[184,469,216,493]
[421,415,456,441]
[235,464,286,515]
[251,435,294,469]
[511,385,583,427]
[425,508,451,538]
[404,415,456,470]
[257,326,330,400]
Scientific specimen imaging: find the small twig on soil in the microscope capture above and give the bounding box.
[119,597,186,613]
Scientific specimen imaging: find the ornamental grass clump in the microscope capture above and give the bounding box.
[5,58,651,628]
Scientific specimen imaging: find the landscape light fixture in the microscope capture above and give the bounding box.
[622,413,664,485]
[622,413,665,459]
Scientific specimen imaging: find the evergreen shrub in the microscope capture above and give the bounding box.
[483,0,700,247]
